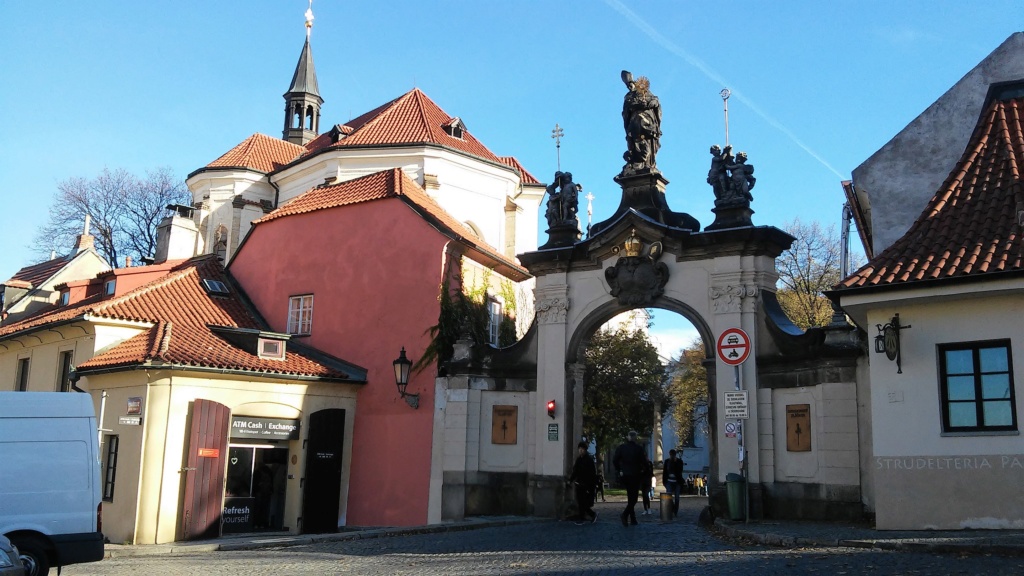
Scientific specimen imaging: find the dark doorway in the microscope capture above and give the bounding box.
[181,399,230,540]
[301,409,346,534]
[224,445,289,532]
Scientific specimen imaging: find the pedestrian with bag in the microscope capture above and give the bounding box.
[663,449,684,517]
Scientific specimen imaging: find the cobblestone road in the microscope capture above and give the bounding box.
[66,499,1024,575]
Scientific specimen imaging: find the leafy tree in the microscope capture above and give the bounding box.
[582,325,665,455]
[32,167,190,267]
[776,219,843,329]
[665,339,709,446]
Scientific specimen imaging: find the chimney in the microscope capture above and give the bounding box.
[73,214,95,252]
[125,256,133,267]
[154,205,199,263]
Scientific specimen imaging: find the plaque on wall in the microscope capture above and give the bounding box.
[491,405,518,444]
[786,404,811,452]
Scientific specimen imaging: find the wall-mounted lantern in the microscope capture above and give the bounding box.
[874,313,911,374]
[393,347,419,409]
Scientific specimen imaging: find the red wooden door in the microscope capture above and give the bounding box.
[181,399,230,540]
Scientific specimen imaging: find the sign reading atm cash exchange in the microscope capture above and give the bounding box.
[230,416,301,440]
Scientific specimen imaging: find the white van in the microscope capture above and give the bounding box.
[0,392,105,576]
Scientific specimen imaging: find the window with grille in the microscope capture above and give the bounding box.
[103,435,119,502]
[939,340,1016,432]
[287,295,314,335]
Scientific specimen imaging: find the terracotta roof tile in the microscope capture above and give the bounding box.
[303,89,503,162]
[839,89,1024,289]
[206,134,306,173]
[498,156,541,185]
[1,257,359,380]
[4,255,72,288]
[254,169,530,280]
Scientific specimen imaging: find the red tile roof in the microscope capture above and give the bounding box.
[0,257,361,381]
[498,156,542,185]
[4,255,72,288]
[254,169,530,281]
[303,88,503,162]
[205,133,306,173]
[839,89,1024,289]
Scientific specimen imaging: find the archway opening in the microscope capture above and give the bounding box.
[568,300,716,511]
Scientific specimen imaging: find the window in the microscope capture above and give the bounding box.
[201,279,230,296]
[104,279,116,296]
[57,350,74,392]
[59,291,70,306]
[487,300,502,346]
[287,295,313,335]
[939,340,1016,432]
[15,358,30,391]
[103,435,119,502]
[258,338,285,360]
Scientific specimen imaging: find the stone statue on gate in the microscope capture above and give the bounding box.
[621,70,662,174]
[707,144,755,206]
[545,171,580,229]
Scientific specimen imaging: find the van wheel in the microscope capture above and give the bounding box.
[15,538,51,576]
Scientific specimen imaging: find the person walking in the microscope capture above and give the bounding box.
[640,456,654,515]
[568,441,598,524]
[595,457,606,502]
[613,431,645,526]
[663,449,684,517]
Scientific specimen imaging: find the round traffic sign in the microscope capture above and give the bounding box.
[716,327,750,366]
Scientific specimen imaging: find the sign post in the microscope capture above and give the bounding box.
[716,327,751,522]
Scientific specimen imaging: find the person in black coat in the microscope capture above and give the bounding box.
[663,449,684,516]
[613,430,645,526]
[568,441,598,523]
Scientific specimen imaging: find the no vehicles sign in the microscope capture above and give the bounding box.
[716,328,750,366]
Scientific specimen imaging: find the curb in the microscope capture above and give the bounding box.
[710,519,1024,557]
[105,516,547,558]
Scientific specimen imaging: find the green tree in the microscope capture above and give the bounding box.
[665,340,709,446]
[32,167,190,267]
[582,325,665,455]
[776,219,843,329]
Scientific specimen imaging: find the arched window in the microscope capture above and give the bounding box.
[305,105,315,131]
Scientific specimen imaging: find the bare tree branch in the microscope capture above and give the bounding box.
[32,167,190,266]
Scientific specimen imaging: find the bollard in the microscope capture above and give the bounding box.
[660,492,673,521]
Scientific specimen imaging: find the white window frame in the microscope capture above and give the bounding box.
[258,338,286,360]
[104,279,116,296]
[487,300,502,346]
[287,295,314,335]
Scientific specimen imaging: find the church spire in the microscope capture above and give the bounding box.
[282,1,323,145]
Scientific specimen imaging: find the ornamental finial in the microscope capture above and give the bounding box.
[304,0,314,38]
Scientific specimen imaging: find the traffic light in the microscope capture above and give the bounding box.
[547,399,556,419]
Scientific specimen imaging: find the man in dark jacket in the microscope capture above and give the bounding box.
[663,449,684,516]
[613,430,645,526]
[568,441,598,524]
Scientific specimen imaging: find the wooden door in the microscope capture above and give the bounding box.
[301,409,345,534]
[181,399,230,540]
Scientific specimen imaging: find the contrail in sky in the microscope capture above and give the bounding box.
[604,0,845,179]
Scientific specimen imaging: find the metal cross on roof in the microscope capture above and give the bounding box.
[551,123,564,171]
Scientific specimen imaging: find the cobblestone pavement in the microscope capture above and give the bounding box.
[66,498,1024,575]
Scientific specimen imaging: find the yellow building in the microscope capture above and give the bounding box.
[0,256,365,544]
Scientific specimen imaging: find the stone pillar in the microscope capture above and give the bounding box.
[533,281,570,516]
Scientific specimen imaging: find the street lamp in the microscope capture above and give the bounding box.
[393,347,419,409]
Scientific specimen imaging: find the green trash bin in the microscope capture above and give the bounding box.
[725,473,745,521]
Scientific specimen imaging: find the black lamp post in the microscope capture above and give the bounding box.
[393,347,419,409]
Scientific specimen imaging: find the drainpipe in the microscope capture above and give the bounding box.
[840,203,853,278]
[97,390,109,451]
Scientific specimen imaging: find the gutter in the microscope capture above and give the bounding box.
[827,267,1024,302]
[73,361,367,385]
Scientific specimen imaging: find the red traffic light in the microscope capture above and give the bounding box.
[546,399,556,419]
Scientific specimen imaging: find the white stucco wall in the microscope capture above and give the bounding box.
[844,285,1024,529]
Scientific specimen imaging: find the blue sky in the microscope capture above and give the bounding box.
[1,2,1020,358]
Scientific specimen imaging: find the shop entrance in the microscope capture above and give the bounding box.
[224,444,289,532]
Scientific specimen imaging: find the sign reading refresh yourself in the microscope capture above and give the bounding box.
[230,416,300,440]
